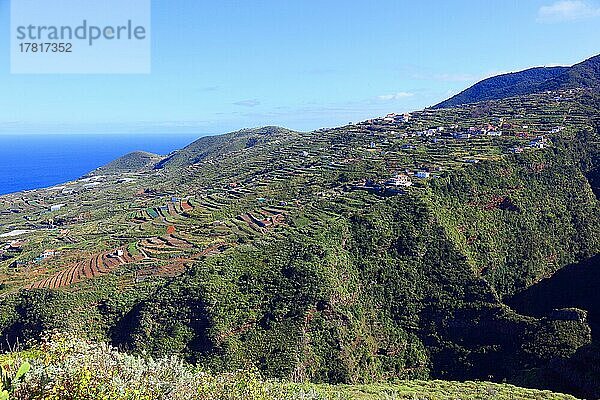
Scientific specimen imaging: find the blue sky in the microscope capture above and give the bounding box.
[0,0,599,134]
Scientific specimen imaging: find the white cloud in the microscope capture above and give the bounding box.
[537,0,600,22]
[377,92,414,101]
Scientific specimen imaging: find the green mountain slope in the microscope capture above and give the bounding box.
[93,151,164,175]
[434,54,600,109]
[156,126,298,169]
[0,88,599,398]
[507,256,600,399]
[543,54,600,91]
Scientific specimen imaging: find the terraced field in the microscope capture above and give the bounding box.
[0,87,598,399]
[27,234,214,289]
[0,89,591,293]
[28,247,143,289]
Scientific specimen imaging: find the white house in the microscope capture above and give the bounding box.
[453,132,472,140]
[509,147,524,154]
[530,136,549,149]
[385,174,412,187]
[41,249,59,259]
[530,141,547,149]
[50,204,65,212]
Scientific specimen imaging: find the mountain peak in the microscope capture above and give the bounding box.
[433,53,600,109]
[94,151,164,175]
[156,126,298,169]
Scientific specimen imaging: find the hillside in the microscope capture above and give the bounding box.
[0,336,581,400]
[507,256,600,398]
[0,88,599,398]
[156,126,298,169]
[434,54,600,109]
[93,151,164,175]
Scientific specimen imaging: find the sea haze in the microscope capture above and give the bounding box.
[0,134,202,195]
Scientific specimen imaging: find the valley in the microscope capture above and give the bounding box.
[0,75,599,399]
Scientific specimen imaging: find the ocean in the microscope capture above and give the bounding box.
[0,134,204,195]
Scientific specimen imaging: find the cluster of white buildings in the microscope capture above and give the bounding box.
[385,170,432,188]
[383,113,412,124]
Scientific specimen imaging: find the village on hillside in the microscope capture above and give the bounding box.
[0,88,592,292]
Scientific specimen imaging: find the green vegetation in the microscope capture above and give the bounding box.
[0,336,579,400]
[93,151,165,175]
[434,54,600,108]
[0,60,599,399]
[0,356,30,400]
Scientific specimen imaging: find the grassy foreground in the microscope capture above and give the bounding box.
[0,336,578,400]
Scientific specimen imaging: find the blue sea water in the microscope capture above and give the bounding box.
[0,134,204,195]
